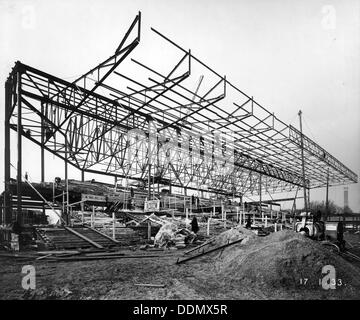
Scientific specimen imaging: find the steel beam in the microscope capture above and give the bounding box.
[16,67,23,222]
[4,77,12,225]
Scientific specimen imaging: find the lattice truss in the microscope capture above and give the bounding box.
[5,13,357,197]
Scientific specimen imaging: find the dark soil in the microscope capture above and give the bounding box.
[1,229,360,300]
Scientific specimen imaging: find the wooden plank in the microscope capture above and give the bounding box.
[63,226,104,249]
[176,238,244,264]
[83,225,120,244]
[183,238,215,255]
[0,253,37,259]
[134,283,166,288]
[84,251,125,257]
[36,253,53,260]
[45,254,165,262]
[37,250,80,255]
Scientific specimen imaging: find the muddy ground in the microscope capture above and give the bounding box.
[1,231,360,300]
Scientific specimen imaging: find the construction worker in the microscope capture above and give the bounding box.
[313,210,321,223]
[245,214,252,229]
[12,219,21,235]
[337,221,345,251]
[191,216,199,234]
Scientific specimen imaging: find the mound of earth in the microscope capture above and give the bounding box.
[213,225,257,247]
[212,230,360,298]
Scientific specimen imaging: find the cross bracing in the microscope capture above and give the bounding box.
[4,12,357,209]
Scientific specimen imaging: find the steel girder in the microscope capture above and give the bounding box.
[4,12,357,212]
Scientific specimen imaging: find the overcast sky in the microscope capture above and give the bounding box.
[0,0,359,211]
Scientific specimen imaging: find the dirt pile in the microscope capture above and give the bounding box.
[213,230,360,297]
[213,226,257,247]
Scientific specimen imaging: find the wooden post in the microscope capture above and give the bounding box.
[81,202,84,224]
[148,162,151,200]
[207,217,210,236]
[242,202,245,226]
[91,206,94,228]
[147,221,151,241]
[62,191,65,223]
[236,207,239,223]
[274,222,277,232]
[224,209,227,229]
[186,208,189,221]
[265,215,268,228]
[212,205,215,218]
[112,211,116,240]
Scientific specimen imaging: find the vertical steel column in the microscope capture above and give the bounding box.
[64,140,69,225]
[148,164,151,199]
[4,78,12,225]
[298,110,308,217]
[41,103,45,183]
[16,69,22,222]
[259,173,262,218]
[147,120,151,199]
[325,168,329,221]
[41,102,45,216]
[169,170,172,194]
[307,188,310,210]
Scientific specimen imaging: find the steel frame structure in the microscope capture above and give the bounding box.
[3,12,357,224]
